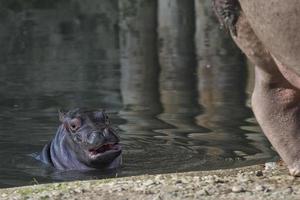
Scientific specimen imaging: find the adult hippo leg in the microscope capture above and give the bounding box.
[221,2,300,175]
[238,0,300,80]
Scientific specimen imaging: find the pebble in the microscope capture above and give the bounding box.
[214,177,225,183]
[255,185,265,191]
[181,178,189,184]
[255,170,263,177]
[155,175,162,181]
[197,189,210,196]
[143,180,155,186]
[51,191,61,197]
[284,187,293,194]
[1,193,7,198]
[232,186,245,193]
[153,194,163,200]
[265,162,277,170]
[264,188,271,193]
[204,176,216,184]
[238,177,250,183]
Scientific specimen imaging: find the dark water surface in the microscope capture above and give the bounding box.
[0,0,276,188]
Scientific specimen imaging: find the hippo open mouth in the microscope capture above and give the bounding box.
[88,143,121,159]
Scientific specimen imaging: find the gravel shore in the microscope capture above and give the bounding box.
[1,162,300,200]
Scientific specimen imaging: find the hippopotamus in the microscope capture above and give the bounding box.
[39,108,122,170]
[213,0,300,176]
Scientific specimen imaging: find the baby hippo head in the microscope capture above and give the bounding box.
[59,108,122,169]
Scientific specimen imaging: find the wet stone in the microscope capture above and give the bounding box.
[216,179,225,184]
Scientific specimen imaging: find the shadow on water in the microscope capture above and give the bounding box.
[0,0,276,188]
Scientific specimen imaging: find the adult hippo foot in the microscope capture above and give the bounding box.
[213,2,300,176]
[39,108,122,170]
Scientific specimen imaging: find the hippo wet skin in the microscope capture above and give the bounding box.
[39,109,122,170]
[213,0,300,175]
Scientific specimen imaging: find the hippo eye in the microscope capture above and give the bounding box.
[69,118,81,132]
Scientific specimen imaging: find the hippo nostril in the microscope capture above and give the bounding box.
[85,131,99,145]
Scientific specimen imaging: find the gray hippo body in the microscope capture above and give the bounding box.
[39,109,122,170]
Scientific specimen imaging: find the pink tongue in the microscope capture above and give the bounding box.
[89,144,114,154]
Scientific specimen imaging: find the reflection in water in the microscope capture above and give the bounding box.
[194,0,273,159]
[157,0,203,146]
[118,0,172,174]
[0,0,121,109]
[0,0,275,188]
[119,0,160,114]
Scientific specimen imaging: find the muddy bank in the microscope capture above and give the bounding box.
[1,163,300,200]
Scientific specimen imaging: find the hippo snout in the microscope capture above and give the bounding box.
[86,131,103,146]
[86,129,119,148]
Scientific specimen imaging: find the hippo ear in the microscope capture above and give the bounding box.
[58,110,66,122]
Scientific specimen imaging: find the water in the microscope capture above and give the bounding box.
[0,0,276,188]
